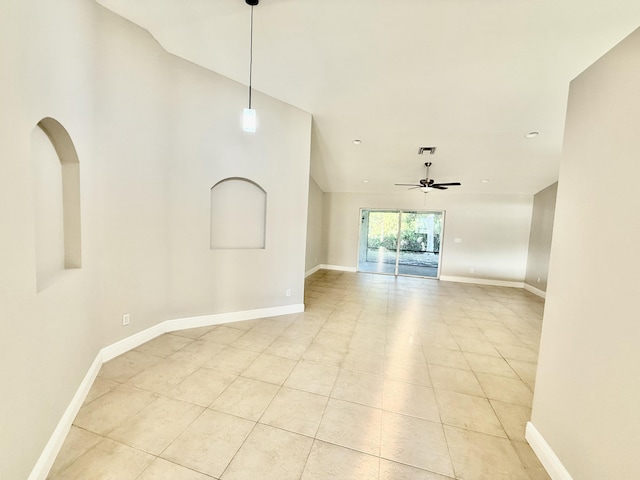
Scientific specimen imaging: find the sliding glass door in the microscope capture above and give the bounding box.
[357,210,400,275]
[358,209,443,278]
[397,211,442,277]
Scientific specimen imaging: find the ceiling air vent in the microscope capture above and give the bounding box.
[418,146,437,155]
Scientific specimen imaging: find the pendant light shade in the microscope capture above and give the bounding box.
[242,108,257,133]
[242,0,259,132]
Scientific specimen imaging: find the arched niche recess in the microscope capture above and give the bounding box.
[32,117,82,291]
[210,177,267,249]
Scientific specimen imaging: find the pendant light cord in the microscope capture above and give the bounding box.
[248,5,254,109]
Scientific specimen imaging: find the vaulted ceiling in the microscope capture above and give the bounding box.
[96,0,640,194]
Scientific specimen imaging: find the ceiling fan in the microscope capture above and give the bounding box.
[395,162,461,192]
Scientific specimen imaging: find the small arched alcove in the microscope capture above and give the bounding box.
[32,117,82,291]
[210,177,267,249]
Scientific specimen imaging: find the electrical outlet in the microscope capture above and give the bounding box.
[122,313,130,326]
[286,289,291,297]
[537,277,541,283]
[469,267,475,274]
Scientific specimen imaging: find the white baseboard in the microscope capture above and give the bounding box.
[305,265,322,277]
[440,275,524,288]
[312,267,525,289]
[525,422,574,480]
[524,283,547,299]
[28,302,304,480]
[27,355,103,480]
[101,322,167,363]
[164,304,304,332]
[319,264,357,273]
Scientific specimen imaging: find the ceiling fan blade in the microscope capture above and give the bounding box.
[408,186,421,190]
[431,185,448,190]
[395,183,422,187]
[431,182,461,187]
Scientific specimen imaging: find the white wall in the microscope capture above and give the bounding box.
[165,56,311,319]
[531,28,640,479]
[324,192,533,282]
[305,176,326,273]
[0,0,311,478]
[524,182,558,292]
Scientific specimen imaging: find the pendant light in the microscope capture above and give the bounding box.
[242,0,259,132]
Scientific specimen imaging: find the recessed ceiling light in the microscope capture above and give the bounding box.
[525,131,540,138]
[363,179,369,183]
[353,139,362,145]
[481,179,490,183]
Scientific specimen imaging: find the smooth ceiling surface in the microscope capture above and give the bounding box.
[96,0,640,194]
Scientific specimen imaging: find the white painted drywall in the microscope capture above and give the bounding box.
[210,179,267,250]
[524,182,558,292]
[323,192,533,282]
[305,176,326,272]
[0,0,311,478]
[531,27,640,480]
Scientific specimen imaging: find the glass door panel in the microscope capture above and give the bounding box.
[357,210,399,274]
[397,211,442,278]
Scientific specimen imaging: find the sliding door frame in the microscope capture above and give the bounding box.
[357,208,446,279]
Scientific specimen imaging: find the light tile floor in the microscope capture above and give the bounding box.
[49,270,551,480]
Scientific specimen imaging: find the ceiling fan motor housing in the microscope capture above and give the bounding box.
[394,160,461,190]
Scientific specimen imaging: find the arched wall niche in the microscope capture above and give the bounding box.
[32,117,82,291]
[210,177,267,250]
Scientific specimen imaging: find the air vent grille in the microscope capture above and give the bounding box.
[418,146,437,155]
